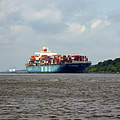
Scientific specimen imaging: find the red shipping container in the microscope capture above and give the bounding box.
[30,56,36,61]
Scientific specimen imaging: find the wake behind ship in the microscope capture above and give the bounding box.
[26,47,91,73]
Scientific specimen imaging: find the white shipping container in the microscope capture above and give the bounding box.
[45,67,47,72]
[41,67,43,72]
[36,57,39,60]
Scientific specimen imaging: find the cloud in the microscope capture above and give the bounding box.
[91,20,102,29]
[0,12,5,21]
[66,23,86,34]
[80,25,86,32]
[0,35,9,45]
[10,25,33,34]
[90,19,111,29]
[21,9,62,23]
[104,21,111,26]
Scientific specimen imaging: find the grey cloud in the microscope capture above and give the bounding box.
[29,21,67,34]
[0,13,23,27]
[108,9,120,23]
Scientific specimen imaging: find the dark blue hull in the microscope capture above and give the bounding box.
[58,63,91,73]
[26,63,91,73]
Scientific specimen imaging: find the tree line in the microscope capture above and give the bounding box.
[86,58,120,73]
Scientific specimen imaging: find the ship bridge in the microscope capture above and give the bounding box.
[34,47,58,56]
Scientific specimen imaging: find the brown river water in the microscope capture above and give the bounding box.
[0,73,120,120]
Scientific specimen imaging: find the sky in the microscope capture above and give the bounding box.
[0,0,120,71]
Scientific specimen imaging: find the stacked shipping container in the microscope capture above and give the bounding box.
[27,54,89,67]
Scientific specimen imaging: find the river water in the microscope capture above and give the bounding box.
[0,73,120,120]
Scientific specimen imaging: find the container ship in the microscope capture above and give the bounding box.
[26,47,91,73]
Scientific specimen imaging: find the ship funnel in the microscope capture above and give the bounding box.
[43,46,48,52]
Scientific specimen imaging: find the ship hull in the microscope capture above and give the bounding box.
[26,63,91,73]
